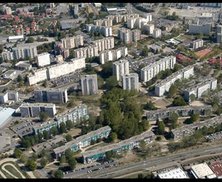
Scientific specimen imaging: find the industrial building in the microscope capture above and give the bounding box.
[36,52,51,67]
[99,47,128,64]
[183,78,217,102]
[80,74,98,95]
[28,57,85,85]
[20,103,56,118]
[157,167,189,179]
[53,126,112,158]
[0,107,15,127]
[191,163,216,179]
[155,65,194,97]
[171,115,222,140]
[81,130,156,164]
[141,56,176,82]
[122,73,139,91]
[146,105,212,121]
[113,59,130,81]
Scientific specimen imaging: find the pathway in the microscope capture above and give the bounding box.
[2,163,25,179]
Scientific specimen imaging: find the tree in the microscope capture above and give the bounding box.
[66,120,73,130]
[68,157,77,170]
[26,37,35,43]
[190,94,196,102]
[65,149,74,160]
[105,76,118,90]
[50,127,58,136]
[144,101,157,110]
[26,159,37,171]
[139,140,147,151]
[65,134,72,142]
[43,130,49,140]
[40,158,48,168]
[20,154,28,164]
[54,170,64,179]
[157,120,165,135]
[39,112,49,122]
[168,84,177,98]
[108,132,117,143]
[59,155,66,165]
[105,151,114,160]
[14,148,23,158]
[17,75,23,83]
[190,113,200,123]
[141,46,149,57]
[59,122,67,134]
[169,112,179,129]
[172,96,187,106]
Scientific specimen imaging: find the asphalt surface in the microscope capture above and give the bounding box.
[69,142,222,178]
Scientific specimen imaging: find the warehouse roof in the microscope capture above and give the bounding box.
[0,107,15,127]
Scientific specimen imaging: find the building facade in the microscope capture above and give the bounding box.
[113,59,130,81]
[81,74,98,95]
[61,35,84,49]
[36,52,51,67]
[122,73,139,91]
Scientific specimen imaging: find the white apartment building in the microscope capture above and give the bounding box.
[153,28,162,38]
[122,73,139,91]
[141,56,176,82]
[81,74,98,95]
[61,35,84,49]
[99,47,128,64]
[12,45,38,60]
[113,59,129,81]
[85,24,112,37]
[36,52,51,67]
[191,39,204,50]
[155,65,194,97]
[28,57,85,85]
[118,28,141,44]
[127,14,152,29]
[183,78,217,102]
[1,50,14,61]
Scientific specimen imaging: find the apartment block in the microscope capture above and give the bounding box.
[81,130,156,164]
[12,45,38,60]
[73,45,99,59]
[141,56,176,82]
[171,115,222,140]
[113,59,130,81]
[61,35,84,49]
[53,126,112,158]
[1,50,14,61]
[85,24,112,37]
[183,78,217,102]
[20,103,57,118]
[99,47,128,64]
[153,28,162,38]
[118,28,141,44]
[146,105,212,121]
[81,74,98,95]
[216,24,222,43]
[34,88,68,104]
[122,73,139,91]
[127,14,152,29]
[36,52,51,67]
[190,39,204,50]
[155,65,194,97]
[28,57,85,85]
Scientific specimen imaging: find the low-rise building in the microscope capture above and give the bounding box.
[53,126,112,158]
[210,162,222,178]
[15,61,32,71]
[183,78,217,102]
[81,130,156,164]
[3,70,16,80]
[155,65,194,97]
[10,121,35,137]
[191,163,216,179]
[20,103,56,118]
[157,167,189,179]
[0,107,15,128]
[171,115,222,140]
[146,105,212,121]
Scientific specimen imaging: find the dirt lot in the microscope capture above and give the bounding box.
[190,100,205,107]
[195,48,212,59]
[152,97,172,109]
[67,128,81,137]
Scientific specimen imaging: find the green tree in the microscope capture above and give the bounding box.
[141,46,149,57]
[67,157,77,170]
[14,148,23,159]
[190,94,196,102]
[168,84,177,98]
[39,112,49,122]
[157,120,165,135]
[139,140,147,151]
[144,101,157,110]
[59,122,67,134]
[108,132,117,143]
[66,120,73,130]
[43,130,49,140]
[59,155,66,165]
[172,96,187,106]
[169,112,179,129]
[20,154,28,164]
[50,127,58,136]
[26,37,35,43]
[105,76,118,90]
[65,149,74,160]
[190,113,200,122]
[105,151,114,160]
[65,134,72,142]
[54,169,64,178]
[40,158,48,168]
[26,159,37,171]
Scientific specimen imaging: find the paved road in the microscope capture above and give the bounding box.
[71,143,222,178]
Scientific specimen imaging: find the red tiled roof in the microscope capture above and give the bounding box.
[210,162,222,177]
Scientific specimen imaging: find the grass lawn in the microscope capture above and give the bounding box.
[0,169,14,179]
[4,165,23,178]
